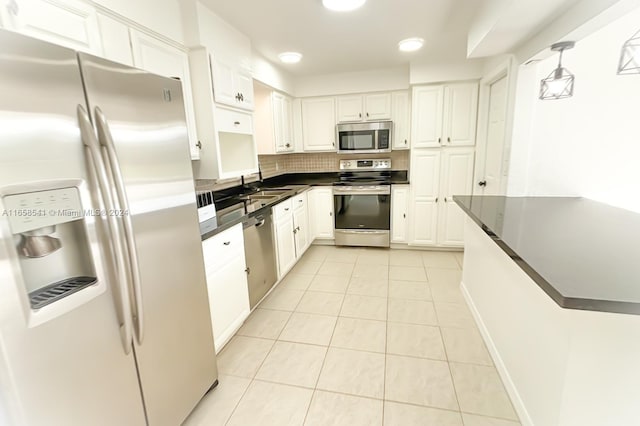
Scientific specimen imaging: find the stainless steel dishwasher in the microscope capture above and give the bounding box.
[243,211,278,309]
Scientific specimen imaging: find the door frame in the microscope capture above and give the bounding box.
[474,56,517,195]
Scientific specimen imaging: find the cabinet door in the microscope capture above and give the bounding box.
[412,86,444,148]
[409,150,440,246]
[293,193,309,256]
[96,13,132,66]
[273,92,294,153]
[211,55,237,107]
[275,213,297,277]
[308,188,334,240]
[235,68,254,110]
[206,257,250,353]
[302,97,337,151]
[130,30,200,159]
[442,83,479,146]
[392,91,410,149]
[438,148,475,246]
[391,185,409,243]
[1,0,102,53]
[364,93,392,120]
[337,95,363,122]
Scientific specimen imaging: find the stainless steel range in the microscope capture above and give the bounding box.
[333,159,392,247]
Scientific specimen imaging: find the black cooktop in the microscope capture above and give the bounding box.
[334,171,392,186]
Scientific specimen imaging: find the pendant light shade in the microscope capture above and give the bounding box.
[617,29,640,75]
[540,41,576,100]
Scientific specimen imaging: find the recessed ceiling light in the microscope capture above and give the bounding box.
[398,38,424,52]
[322,0,366,12]
[278,52,303,64]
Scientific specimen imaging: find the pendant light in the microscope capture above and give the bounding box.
[539,41,576,100]
[617,29,640,74]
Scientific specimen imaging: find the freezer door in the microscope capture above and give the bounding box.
[0,31,145,426]
[78,54,218,426]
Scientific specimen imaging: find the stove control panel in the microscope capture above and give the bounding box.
[339,159,391,171]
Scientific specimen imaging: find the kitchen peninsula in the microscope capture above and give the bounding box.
[454,196,640,426]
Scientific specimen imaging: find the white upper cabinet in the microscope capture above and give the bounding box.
[391,91,410,150]
[254,83,294,155]
[301,97,336,152]
[336,93,391,123]
[412,82,478,148]
[129,29,200,159]
[412,86,444,148]
[210,54,254,111]
[443,83,479,146]
[272,92,294,153]
[96,13,132,66]
[1,0,102,53]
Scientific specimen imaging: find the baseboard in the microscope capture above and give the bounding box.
[310,239,335,246]
[460,281,534,426]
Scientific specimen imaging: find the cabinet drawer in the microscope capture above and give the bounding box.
[202,223,244,274]
[215,107,253,134]
[272,199,293,220]
[293,193,306,211]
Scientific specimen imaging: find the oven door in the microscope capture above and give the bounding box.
[333,186,390,247]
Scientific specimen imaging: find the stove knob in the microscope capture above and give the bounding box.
[346,161,351,167]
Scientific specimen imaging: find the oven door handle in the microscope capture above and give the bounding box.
[333,187,390,195]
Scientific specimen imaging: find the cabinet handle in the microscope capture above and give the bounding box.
[240,93,244,102]
[404,139,407,145]
[285,143,291,148]
[447,137,451,144]
[444,197,448,202]
[403,213,406,218]
[478,180,487,187]
[223,241,231,245]
[196,141,202,149]
[358,113,362,119]
[298,199,303,203]
[235,93,241,101]
[438,137,441,145]
[284,207,289,211]
[234,121,240,125]
[296,226,300,231]
[245,267,250,274]
[332,142,335,147]
[435,197,438,203]
[329,212,332,216]
[366,112,369,118]
[7,0,18,15]
[293,228,297,234]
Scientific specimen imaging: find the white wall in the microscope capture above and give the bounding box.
[92,0,184,42]
[252,54,295,95]
[507,6,640,213]
[409,60,485,85]
[295,67,409,97]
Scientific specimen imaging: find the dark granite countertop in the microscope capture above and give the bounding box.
[200,171,409,240]
[454,196,640,315]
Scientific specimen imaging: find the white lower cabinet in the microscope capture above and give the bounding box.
[201,223,250,353]
[391,185,409,243]
[307,187,334,240]
[409,147,474,247]
[273,193,310,278]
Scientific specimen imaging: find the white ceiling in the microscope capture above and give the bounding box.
[199,0,481,76]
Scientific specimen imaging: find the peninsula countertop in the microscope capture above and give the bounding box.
[454,195,640,315]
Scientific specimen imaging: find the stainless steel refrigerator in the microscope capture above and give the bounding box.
[0,30,218,426]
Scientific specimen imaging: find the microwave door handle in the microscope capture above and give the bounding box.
[94,106,145,346]
[77,105,134,355]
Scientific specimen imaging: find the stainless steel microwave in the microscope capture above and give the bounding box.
[337,121,392,154]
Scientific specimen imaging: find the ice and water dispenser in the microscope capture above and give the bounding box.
[4,187,98,311]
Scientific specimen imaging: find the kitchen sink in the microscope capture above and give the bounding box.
[252,190,289,196]
[246,194,280,200]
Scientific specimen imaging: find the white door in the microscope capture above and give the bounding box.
[129,30,200,159]
[337,95,363,122]
[211,55,237,107]
[409,150,440,245]
[391,91,410,149]
[1,0,102,54]
[302,97,337,151]
[235,68,254,110]
[476,75,508,195]
[442,83,479,147]
[293,194,310,256]
[96,13,133,66]
[391,185,409,243]
[438,148,475,246]
[364,93,392,120]
[275,214,297,277]
[412,86,444,148]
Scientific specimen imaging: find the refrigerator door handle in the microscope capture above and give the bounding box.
[94,106,145,346]
[77,105,134,355]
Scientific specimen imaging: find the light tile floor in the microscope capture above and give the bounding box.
[184,246,521,426]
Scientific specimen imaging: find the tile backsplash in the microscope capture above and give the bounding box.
[195,150,410,192]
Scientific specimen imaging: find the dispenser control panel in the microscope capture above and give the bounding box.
[3,187,83,234]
